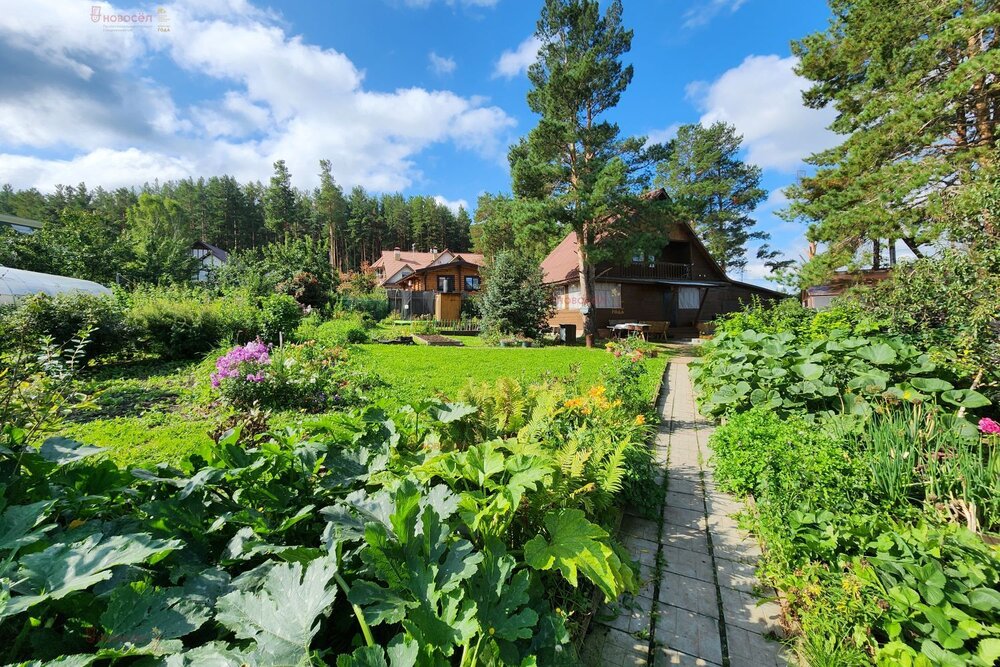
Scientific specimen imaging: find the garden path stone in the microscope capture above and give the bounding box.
[581,356,792,666]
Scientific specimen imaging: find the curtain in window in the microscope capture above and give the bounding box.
[595,283,622,309]
[678,286,701,309]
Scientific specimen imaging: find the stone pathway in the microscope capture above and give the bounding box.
[581,357,791,667]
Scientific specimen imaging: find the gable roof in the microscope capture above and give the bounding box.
[0,213,44,232]
[374,249,484,285]
[539,189,786,298]
[192,240,229,261]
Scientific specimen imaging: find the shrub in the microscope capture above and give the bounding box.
[276,271,326,309]
[258,294,303,343]
[211,340,354,411]
[6,292,130,359]
[295,313,370,346]
[128,286,224,359]
[478,250,554,340]
[709,408,867,514]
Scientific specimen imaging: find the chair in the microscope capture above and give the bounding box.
[647,321,670,342]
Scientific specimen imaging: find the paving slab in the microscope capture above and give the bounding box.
[582,358,791,666]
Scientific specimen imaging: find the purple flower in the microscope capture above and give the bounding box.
[211,340,271,389]
[979,417,1000,435]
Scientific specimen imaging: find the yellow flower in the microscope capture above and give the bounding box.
[634,414,646,425]
[69,519,86,529]
[588,385,607,398]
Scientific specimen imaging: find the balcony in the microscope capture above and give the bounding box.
[599,261,693,281]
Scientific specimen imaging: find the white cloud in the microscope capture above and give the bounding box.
[759,186,789,212]
[428,51,456,75]
[688,55,838,172]
[0,1,516,192]
[683,0,748,29]
[432,195,469,214]
[493,35,541,79]
[644,123,680,148]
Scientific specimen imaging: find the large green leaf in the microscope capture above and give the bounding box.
[0,500,54,552]
[854,343,897,365]
[468,544,538,642]
[215,556,340,667]
[99,581,210,653]
[791,363,824,381]
[2,533,181,618]
[38,437,105,464]
[335,636,417,667]
[523,509,625,600]
[910,377,954,393]
[940,389,991,409]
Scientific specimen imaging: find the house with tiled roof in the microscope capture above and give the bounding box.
[372,247,484,294]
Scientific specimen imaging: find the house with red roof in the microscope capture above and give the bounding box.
[372,246,485,294]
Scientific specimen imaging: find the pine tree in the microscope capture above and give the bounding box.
[655,122,768,274]
[509,0,670,345]
[315,160,348,272]
[264,160,297,242]
[783,0,1000,284]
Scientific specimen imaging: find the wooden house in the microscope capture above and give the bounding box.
[540,191,787,337]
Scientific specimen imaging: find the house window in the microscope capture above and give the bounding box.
[437,275,456,293]
[678,287,701,309]
[595,283,622,309]
[464,276,481,291]
[557,283,582,310]
[632,252,656,263]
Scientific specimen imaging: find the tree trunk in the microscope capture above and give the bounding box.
[328,223,338,275]
[577,230,597,348]
[872,238,882,270]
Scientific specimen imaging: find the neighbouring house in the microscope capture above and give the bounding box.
[0,213,43,234]
[191,241,229,282]
[802,269,892,309]
[372,247,484,293]
[372,247,485,320]
[541,191,787,337]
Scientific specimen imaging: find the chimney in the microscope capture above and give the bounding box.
[430,247,438,255]
[393,247,401,261]
[411,243,417,252]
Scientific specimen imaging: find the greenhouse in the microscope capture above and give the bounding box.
[0,266,112,305]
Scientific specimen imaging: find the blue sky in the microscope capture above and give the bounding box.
[0,0,838,284]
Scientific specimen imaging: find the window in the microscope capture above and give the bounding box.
[556,283,582,310]
[632,252,656,263]
[464,276,480,291]
[595,283,622,309]
[437,275,456,293]
[678,287,701,309]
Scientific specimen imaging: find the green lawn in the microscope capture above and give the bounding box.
[357,343,666,401]
[58,341,668,468]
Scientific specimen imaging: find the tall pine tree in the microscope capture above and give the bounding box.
[510,0,670,346]
[783,0,1000,284]
[655,122,768,274]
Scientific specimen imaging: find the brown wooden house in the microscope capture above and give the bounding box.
[372,247,484,294]
[541,192,787,336]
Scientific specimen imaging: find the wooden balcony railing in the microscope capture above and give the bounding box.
[600,261,693,281]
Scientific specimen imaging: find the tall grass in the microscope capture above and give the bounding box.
[854,403,1000,533]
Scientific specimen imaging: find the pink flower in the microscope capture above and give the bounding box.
[979,417,1000,435]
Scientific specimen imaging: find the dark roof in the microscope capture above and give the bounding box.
[192,241,229,261]
[0,213,44,231]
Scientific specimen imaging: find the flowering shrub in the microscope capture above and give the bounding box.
[211,340,355,411]
[604,343,651,414]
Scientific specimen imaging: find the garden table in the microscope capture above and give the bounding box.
[611,323,650,341]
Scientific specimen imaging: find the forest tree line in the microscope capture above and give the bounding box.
[0,159,472,286]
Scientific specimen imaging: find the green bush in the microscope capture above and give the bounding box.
[479,250,553,339]
[6,292,130,359]
[709,408,867,515]
[295,313,370,346]
[128,286,224,360]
